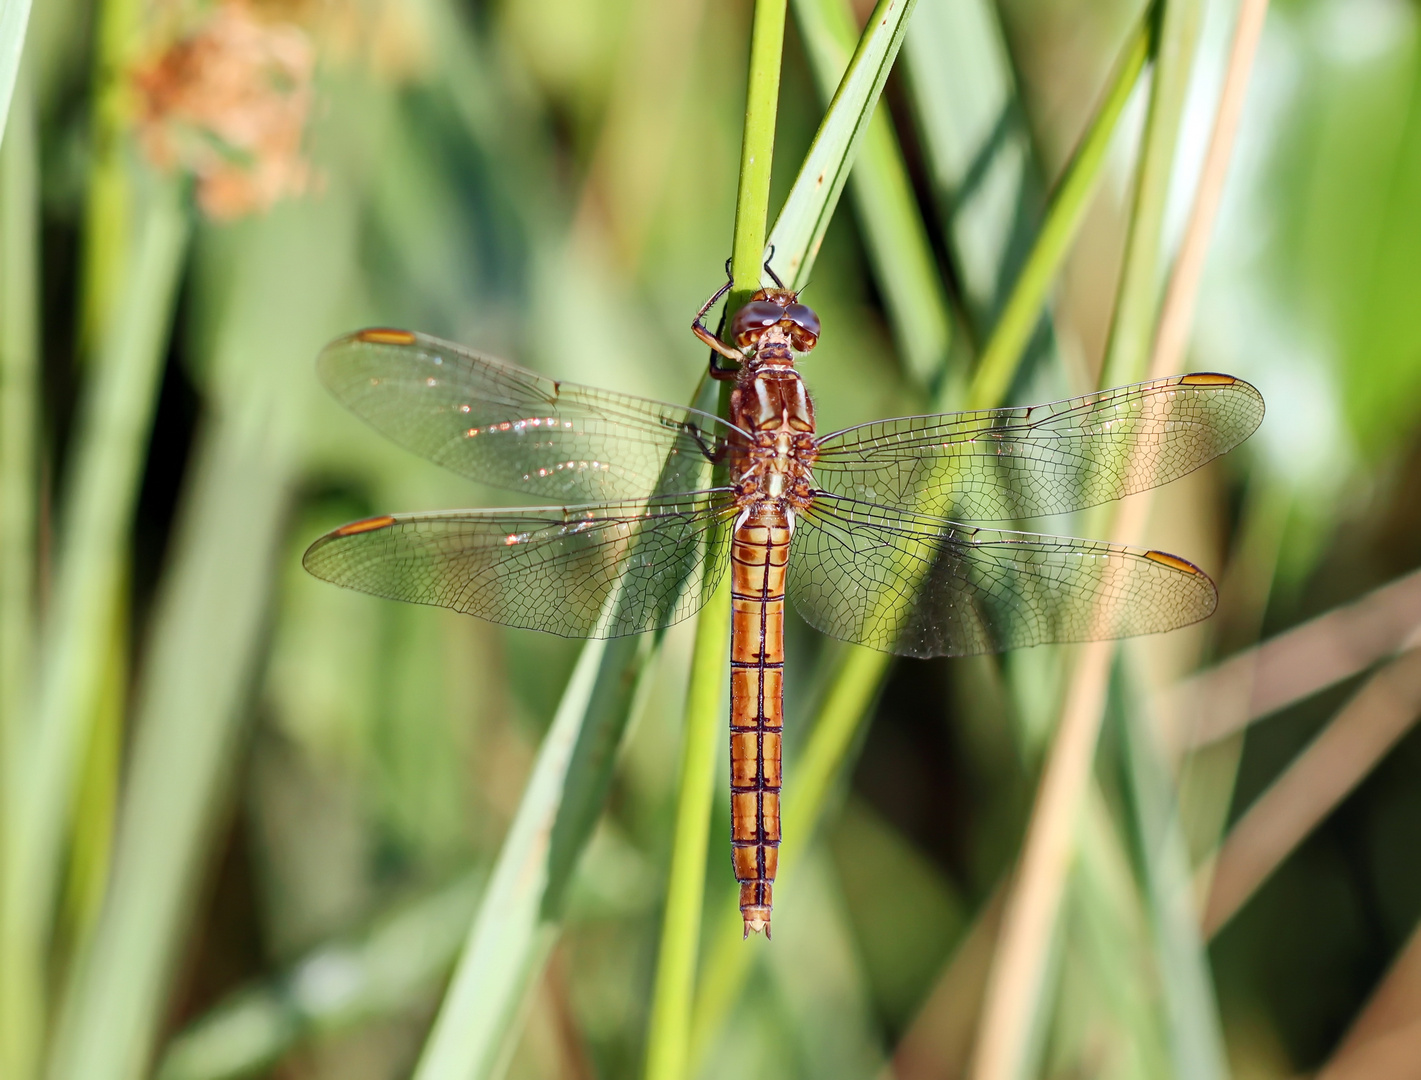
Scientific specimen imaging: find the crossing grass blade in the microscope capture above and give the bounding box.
[765,0,921,290]
[791,0,952,386]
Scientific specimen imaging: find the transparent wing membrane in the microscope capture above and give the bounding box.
[318,329,743,503]
[311,330,1255,656]
[790,495,1218,658]
[812,373,1264,521]
[303,492,737,638]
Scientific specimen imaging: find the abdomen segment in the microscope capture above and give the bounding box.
[729,510,789,937]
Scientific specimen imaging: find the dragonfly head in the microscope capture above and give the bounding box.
[732,289,820,355]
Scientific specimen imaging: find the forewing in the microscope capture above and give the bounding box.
[812,373,1264,520]
[790,495,1217,658]
[303,492,737,638]
[319,329,744,502]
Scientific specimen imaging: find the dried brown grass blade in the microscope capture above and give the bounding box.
[1202,647,1421,937]
[1160,568,1421,753]
[1315,923,1421,1079]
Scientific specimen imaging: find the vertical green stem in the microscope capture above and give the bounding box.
[0,67,38,1080]
[78,0,143,354]
[1101,0,1202,388]
[729,0,788,307]
[642,577,730,1080]
[644,5,787,1077]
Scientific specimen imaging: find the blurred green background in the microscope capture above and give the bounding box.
[3,0,1421,1077]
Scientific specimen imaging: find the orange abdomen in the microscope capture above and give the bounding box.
[729,509,789,937]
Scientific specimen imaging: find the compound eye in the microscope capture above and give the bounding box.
[731,301,785,347]
[784,303,820,351]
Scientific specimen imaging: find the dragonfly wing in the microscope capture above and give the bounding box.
[812,373,1264,520]
[319,329,744,502]
[789,494,1217,658]
[303,492,737,638]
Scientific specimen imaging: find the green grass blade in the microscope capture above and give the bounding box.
[972,5,1208,1074]
[155,871,486,1080]
[902,0,1043,339]
[0,0,34,150]
[0,65,38,1080]
[1101,0,1203,388]
[966,8,1155,409]
[411,637,616,1079]
[765,0,920,289]
[730,0,788,307]
[1,176,187,1080]
[1121,673,1229,1080]
[45,196,358,1080]
[792,0,952,385]
[642,578,729,1080]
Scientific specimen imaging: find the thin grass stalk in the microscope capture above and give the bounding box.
[901,0,1043,346]
[729,0,787,308]
[0,64,35,744]
[1120,667,1229,1080]
[642,580,731,1080]
[966,5,1154,410]
[0,0,33,149]
[643,8,784,1072]
[765,0,920,290]
[1202,647,1421,938]
[1150,0,1272,378]
[0,65,38,1080]
[972,1,1221,1072]
[1100,0,1204,389]
[0,176,187,1080]
[77,0,142,353]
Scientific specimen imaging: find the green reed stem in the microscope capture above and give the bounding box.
[643,576,730,1080]
[966,6,1154,410]
[0,68,38,1080]
[729,0,787,309]
[1101,0,1199,388]
[644,6,787,1077]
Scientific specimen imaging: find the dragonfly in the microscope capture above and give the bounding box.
[303,271,1264,937]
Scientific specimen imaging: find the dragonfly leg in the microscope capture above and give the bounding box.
[692,271,747,377]
[682,421,728,464]
[763,245,784,288]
